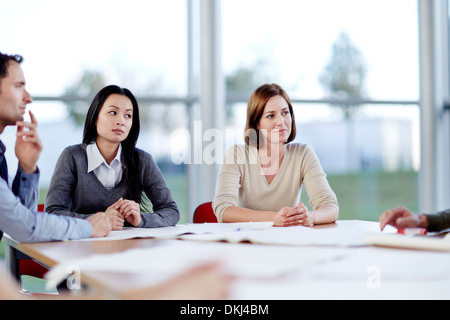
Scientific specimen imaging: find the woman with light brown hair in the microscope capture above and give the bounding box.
[213,83,338,226]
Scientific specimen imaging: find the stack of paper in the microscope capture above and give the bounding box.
[182,224,372,247]
[365,232,450,251]
[72,221,273,242]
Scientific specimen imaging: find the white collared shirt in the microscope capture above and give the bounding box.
[86,142,123,189]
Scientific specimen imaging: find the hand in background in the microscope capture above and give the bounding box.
[379,206,428,231]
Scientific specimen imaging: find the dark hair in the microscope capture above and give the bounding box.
[83,85,142,203]
[244,83,296,147]
[0,52,23,81]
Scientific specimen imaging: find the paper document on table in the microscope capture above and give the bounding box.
[310,246,450,282]
[365,232,450,251]
[72,221,273,242]
[182,225,370,247]
[45,240,346,290]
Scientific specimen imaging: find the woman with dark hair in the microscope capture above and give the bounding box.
[45,85,179,229]
[213,83,338,227]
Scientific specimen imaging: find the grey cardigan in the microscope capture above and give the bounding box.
[45,144,179,228]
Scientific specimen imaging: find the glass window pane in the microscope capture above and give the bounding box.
[223,0,418,101]
[225,102,419,221]
[0,0,187,96]
[0,0,189,223]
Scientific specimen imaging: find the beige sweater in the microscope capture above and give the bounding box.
[212,143,338,222]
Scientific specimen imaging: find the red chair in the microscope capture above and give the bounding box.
[193,202,218,223]
[18,204,49,279]
[16,204,56,295]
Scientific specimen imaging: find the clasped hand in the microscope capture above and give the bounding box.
[103,198,141,230]
[273,202,313,227]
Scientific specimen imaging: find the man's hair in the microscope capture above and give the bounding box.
[0,52,23,80]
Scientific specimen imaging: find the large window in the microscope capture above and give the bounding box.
[0,0,420,226]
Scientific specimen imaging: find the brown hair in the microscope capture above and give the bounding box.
[244,83,296,147]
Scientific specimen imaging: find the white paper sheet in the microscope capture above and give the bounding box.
[45,240,346,289]
[310,246,450,282]
[71,221,273,242]
[182,224,375,247]
[73,220,386,248]
[365,232,450,251]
